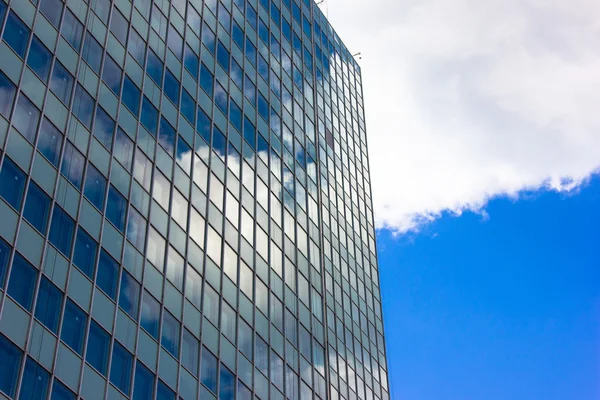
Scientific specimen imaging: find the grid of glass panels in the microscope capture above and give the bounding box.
[0,0,388,399]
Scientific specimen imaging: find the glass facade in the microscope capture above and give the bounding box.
[0,0,388,399]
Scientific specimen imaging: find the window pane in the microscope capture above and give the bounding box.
[49,206,75,256]
[51,380,75,400]
[140,96,158,136]
[199,64,213,97]
[0,158,26,210]
[122,76,140,115]
[84,164,107,210]
[82,34,103,73]
[35,277,63,334]
[97,249,119,299]
[166,247,184,290]
[146,50,163,86]
[184,46,198,80]
[73,85,94,128]
[86,321,110,376]
[8,253,37,311]
[146,227,165,271]
[182,329,199,376]
[61,299,87,355]
[167,25,182,60]
[219,365,235,400]
[0,238,10,288]
[238,320,253,361]
[0,71,16,118]
[119,270,140,320]
[4,12,30,58]
[20,357,50,400]
[158,117,176,154]
[0,334,22,398]
[181,89,195,124]
[141,291,160,339]
[27,37,52,82]
[62,10,83,51]
[161,312,180,358]
[200,347,217,393]
[73,228,98,279]
[185,264,202,309]
[110,9,128,44]
[40,0,63,27]
[221,302,236,341]
[50,61,74,105]
[216,41,229,72]
[128,29,146,66]
[126,208,146,250]
[203,285,219,325]
[38,118,63,166]
[93,106,115,150]
[110,342,133,394]
[133,361,154,400]
[61,142,85,188]
[106,186,127,232]
[164,69,180,106]
[102,55,122,95]
[114,128,133,170]
[13,94,40,142]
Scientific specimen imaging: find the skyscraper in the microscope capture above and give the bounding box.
[0,0,389,399]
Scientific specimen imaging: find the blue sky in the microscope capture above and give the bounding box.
[378,175,600,400]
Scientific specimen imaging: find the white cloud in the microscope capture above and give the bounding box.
[320,0,600,233]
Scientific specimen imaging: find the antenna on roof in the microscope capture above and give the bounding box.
[353,52,362,60]
[316,0,328,18]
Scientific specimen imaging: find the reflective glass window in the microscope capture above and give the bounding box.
[50,61,74,105]
[219,365,235,400]
[164,69,180,106]
[0,71,16,118]
[0,157,26,210]
[8,253,37,311]
[86,321,110,376]
[114,128,134,170]
[158,117,176,154]
[141,291,160,339]
[141,96,158,136]
[200,347,217,393]
[82,34,103,73]
[0,334,22,398]
[181,89,195,124]
[216,41,229,72]
[94,106,115,149]
[156,380,175,400]
[97,249,119,299]
[110,9,128,44]
[110,342,133,395]
[61,299,87,355]
[182,329,199,376]
[38,118,63,166]
[51,380,75,400]
[73,84,94,128]
[184,45,198,80]
[27,37,52,82]
[127,208,146,250]
[20,357,50,400]
[40,0,64,27]
[84,164,107,210]
[106,186,127,232]
[161,311,180,357]
[49,206,75,256]
[4,12,30,58]
[122,76,141,115]
[146,50,163,86]
[166,247,184,289]
[133,361,154,400]
[201,24,215,54]
[102,55,122,95]
[0,238,10,287]
[215,83,227,114]
[128,29,146,66]
[61,142,84,188]
[73,228,97,278]
[24,181,51,233]
[62,10,83,51]
[119,270,140,320]
[13,94,40,142]
[167,25,183,59]
[199,63,213,97]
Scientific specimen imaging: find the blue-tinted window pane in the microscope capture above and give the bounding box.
[133,362,154,400]
[119,270,140,320]
[243,117,256,149]
[167,25,182,59]
[50,380,75,400]
[199,64,213,97]
[164,70,180,106]
[86,321,110,376]
[184,46,198,80]
[84,164,107,210]
[73,85,94,128]
[215,83,227,114]
[212,128,226,156]
[158,117,176,154]
[247,5,257,31]
[24,181,51,233]
[27,37,52,82]
[229,101,242,133]
[106,186,127,232]
[102,56,122,95]
[232,21,244,50]
[0,238,10,288]
[258,54,268,82]
[0,71,16,118]
[156,381,175,400]
[82,34,103,73]
[110,342,133,395]
[0,158,26,210]
[49,206,75,256]
[62,10,83,51]
[61,299,87,355]
[176,136,192,173]
[61,142,85,188]
[93,106,115,150]
[38,118,63,166]
[182,329,199,376]
[181,89,195,124]
[110,9,128,45]
[114,128,133,170]
[122,76,141,115]
[127,208,146,250]
[258,19,268,45]
[258,92,269,122]
[141,291,160,339]
[40,0,63,27]
[217,4,230,31]
[201,347,217,393]
[161,311,180,358]
[50,62,74,105]
[0,334,22,398]
[146,50,163,86]
[13,94,40,142]
[231,60,242,89]
[35,277,63,334]
[20,357,50,400]
[140,96,158,136]
[244,74,255,104]
[196,107,211,143]
[245,37,256,66]
[219,365,235,400]
[8,253,37,311]
[201,24,215,54]
[97,249,118,299]
[216,41,229,72]
[4,12,30,58]
[73,229,97,278]
[128,29,146,66]
[237,381,252,400]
